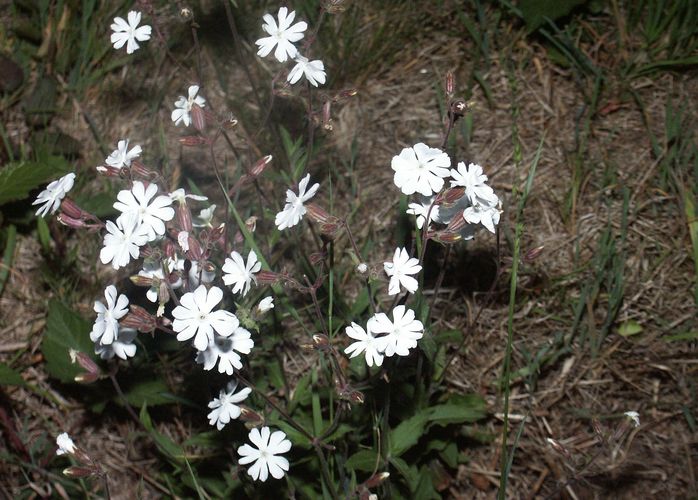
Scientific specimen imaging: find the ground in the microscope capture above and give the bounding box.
[0,1,696,499]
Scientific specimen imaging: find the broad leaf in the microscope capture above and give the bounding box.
[0,363,25,386]
[519,0,589,31]
[389,411,429,457]
[345,449,379,472]
[42,300,94,383]
[0,156,71,206]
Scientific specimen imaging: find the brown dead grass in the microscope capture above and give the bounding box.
[1,2,696,499]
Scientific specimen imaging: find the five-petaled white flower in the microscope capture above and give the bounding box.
[238,426,292,482]
[275,174,319,230]
[207,381,252,431]
[171,85,206,127]
[222,250,261,297]
[138,258,183,303]
[255,7,307,63]
[196,327,254,375]
[391,143,451,196]
[90,285,129,346]
[344,322,384,367]
[257,296,274,314]
[105,139,142,169]
[56,433,76,456]
[114,181,175,241]
[110,11,151,54]
[100,214,150,270]
[368,305,424,357]
[95,327,137,360]
[449,162,498,206]
[406,197,440,230]
[384,247,422,295]
[288,56,326,87]
[462,200,501,234]
[172,285,239,351]
[33,173,75,217]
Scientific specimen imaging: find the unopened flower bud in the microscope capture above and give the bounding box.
[313,334,330,350]
[334,88,358,102]
[186,238,204,260]
[356,263,368,274]
[63,466,98,478]
[240,406,265,426]
[130,160,153,179]
[177,203,193,232]
[305,203,332,224]
[445,211,466,232]
[192,105,206,132]
[95,165,122,177]
[322,101,332,131]
[179,136,211,147]
[523,245,545,263]
[429,230,461,244]
[347,390,364,404]
[121,305,157,332]
[437,187,465,206]
[545,438,571,459]
[177,231,190,252]
[57,214,88,229]
[245,216,258,233]
[74,371,100,384]
[256,270,281,285]
[250,155,272,178]
[365,472,390,488]
[69,349,101,377]
[180,7,193,21]
[60,199,85,219]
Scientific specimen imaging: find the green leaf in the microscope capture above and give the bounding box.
[428,398,488,426]
[617,320,643,337]
[664,331,698,342]
[140,405,185,463]
[0,156,71,206]
[120,379,174,407]
[42,299,94,383]
[519,0,589,31]
[390,456,419,491]
[414,466,439,499]
[73,191,117,218]
[390,411,429,457]
[0,363,25,386]
[345,449,379,472]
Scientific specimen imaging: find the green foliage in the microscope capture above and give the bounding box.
[519,0,590,31]
[41,299,94,383]
[0,156,71,206]
[0,363,26,386]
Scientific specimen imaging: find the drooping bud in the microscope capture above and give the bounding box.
[445,70,455,98]
[437,187,465,206]
[186,237,204,261]
[130,275,153,288]
[334,88,358,103]
[121,305,157,333]
[63,466,98,478]
[57,214,89,229]
[95,165,122,177]
[69,349,101,378]
[365,472,390,488]
[179,136,211,147]
[250,155,272,178]
[523,245,545,263]
[60,199,86,219]
[445,211,466,232]
[177,202,193,232]
[322,101,333,131]
[313,334,330,350]
[428,230,461,244]
[239,406,265,426]
[130,160,153,179]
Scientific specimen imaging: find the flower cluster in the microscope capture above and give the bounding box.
[255,7,326,87]
[392,143,502,237]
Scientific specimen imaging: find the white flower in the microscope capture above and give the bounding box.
[449,162,498,206]
[356,263,368,274]
[114,181,175,240]
[138,258,183,303]
[257,296,274,314]
[177,231,190,252]
[384,247,422,295]
[275,174,320,230]
[33,173,75,217]
[462,200,501,234]
[255,7,307,63]
[95,327,137,360]
[193,204,216,228]
[196,327,254,375]
[222,250,261,297]
[238,427,292,481]
[169,188,208,204]
[56,433,76,455]
[172,285,239,351]
[288,56,326,87]
[90,285,129,346]
[406,197,440,230]
[99,214,150,270]
[624,411,640,428]
[171,85,206,127]
[368,305,424,357]
[207,381,252,431]
[105,139,141,169]
[110,11,151,54]
[344,322,384,367]
[391,143,451,196]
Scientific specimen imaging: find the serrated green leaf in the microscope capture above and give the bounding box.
[0,363,25,386]
[617,320,643,337]
[390,411,429,457]
[0,157,71,206]
[42,299,94,383]
[345,449,379,472]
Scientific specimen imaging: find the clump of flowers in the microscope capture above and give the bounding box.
[33,3,504,495]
